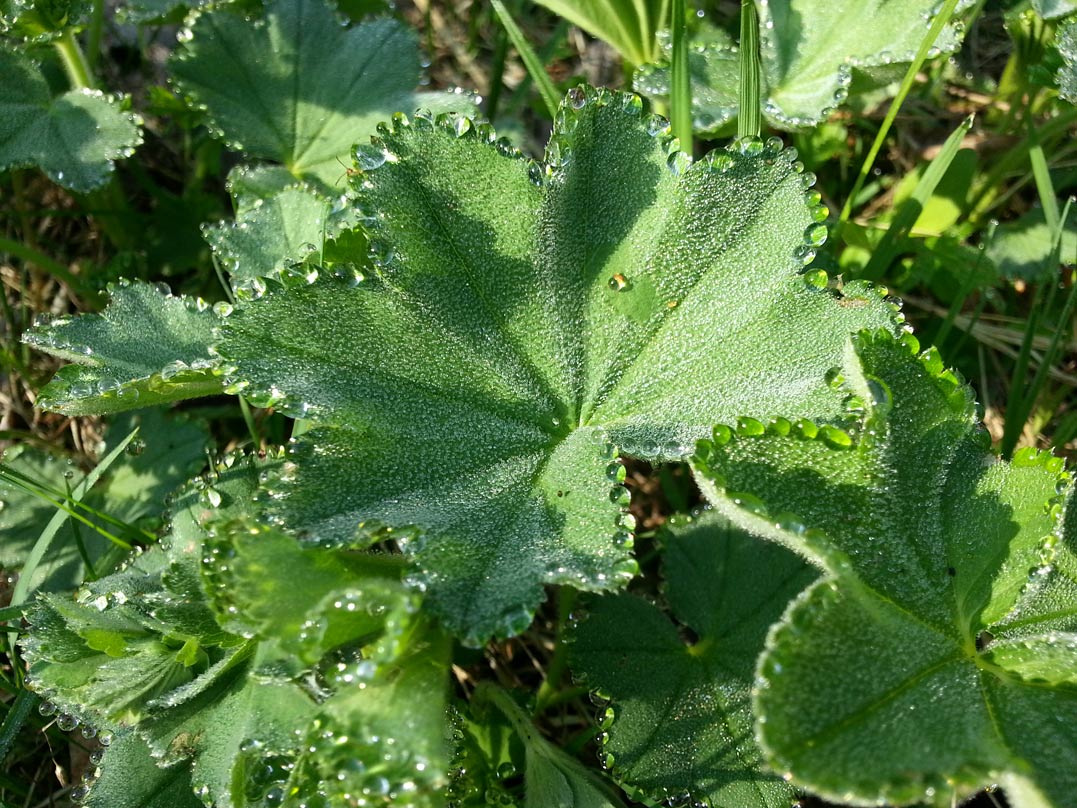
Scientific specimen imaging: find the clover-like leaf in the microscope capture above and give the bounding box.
[636,1,969,131]
[0,49,141,190]
[213,86,895,643]
[204,184,353,283]
[570,510,814,808]
[691,329,1077,807]
[169,0,476,188]
[24,280,225,415]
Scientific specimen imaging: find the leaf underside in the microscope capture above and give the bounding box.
[0,48,141,190]
[692,329,1077,808]
[570,510,814,808]
[169,0,475,188]
[215,84,896,643]
[23,281,223,415]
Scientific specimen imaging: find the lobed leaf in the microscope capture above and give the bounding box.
[570,510,814,807]
[203,184,348,283]
[168,0,476,188]
[24,280,225,415]
[0,49,141,190]
[636,0,970,132]
[216,85,896,642]
[691,329,1077,807]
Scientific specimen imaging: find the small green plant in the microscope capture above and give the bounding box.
[3,1,1077,807]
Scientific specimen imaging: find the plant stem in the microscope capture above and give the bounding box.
[54,31,95,90]
[737,0,761,139]
[669,0,692,153]
[837,0,960,228]
[85,0,106,73]
[533,587,577,714]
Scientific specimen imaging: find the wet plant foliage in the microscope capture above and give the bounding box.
[3,1,1077,807]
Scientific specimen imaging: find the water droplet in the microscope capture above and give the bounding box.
[608,274,630,292]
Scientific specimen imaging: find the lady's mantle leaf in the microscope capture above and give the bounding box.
[570,510,814,808]
[24,280,224,415]
[1057,17,1077,105]
[203,185,341,283]
[0,49,141,191]
[216,85,895,643]
[636,0,969,131]
[168,0,475,188]
[692,329,1077,807]
[83,733,202,808]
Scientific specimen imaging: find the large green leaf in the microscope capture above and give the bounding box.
[0,49,141,190]
[691,329,1077,807]
[530,0,670,66]
[1035,0,1077,20]
[169,0,476,188]
[216,85,896,643]
[570,510,813,808]
[24,280,225,415]
[636,1,969,132]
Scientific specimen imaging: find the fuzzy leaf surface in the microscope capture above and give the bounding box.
[169,0,475,187]
[84,733,202,808]
[692,329,1077,807]
[217,86,895,642]
[204,184,344,282]
[0,49,141,190]
[1058,17,1077,104]
[24,281,224,415]
[570,510,813,807]
[637,1,968,131]
[1036,0,1077,19]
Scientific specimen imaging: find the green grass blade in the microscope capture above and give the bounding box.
[1001,199,1075,459]
[669,0,692,152]
[0,689,38,765]
[9,426,140,612]
[838,0,962,227]
[862,114,974,279]
[491,0,561,118]
[738,0,761,139]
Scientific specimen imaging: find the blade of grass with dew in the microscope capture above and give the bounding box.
[8,427,139,615]
[0,464,146,548]
[837,0,962,230]
[669,0,691,152]
[0,689,38,765]
[862,115,974,279]
[738,0,761,139]
[491,0,561,119]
